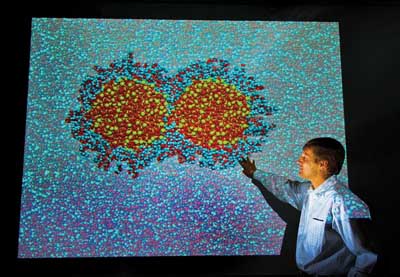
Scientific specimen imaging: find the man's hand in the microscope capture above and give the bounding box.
[239,157,257,178]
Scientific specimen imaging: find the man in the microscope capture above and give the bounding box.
[239,137,377,276]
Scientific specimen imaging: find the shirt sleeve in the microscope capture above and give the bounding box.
[332,197,378,276]
[253,169,309,210]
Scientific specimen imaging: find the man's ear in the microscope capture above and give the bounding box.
[319,160,329,171]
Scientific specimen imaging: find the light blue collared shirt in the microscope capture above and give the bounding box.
[253,170,377,276]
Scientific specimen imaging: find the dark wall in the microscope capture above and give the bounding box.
[13,1,400,276]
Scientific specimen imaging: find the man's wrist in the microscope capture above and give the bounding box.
[251,169,257,179]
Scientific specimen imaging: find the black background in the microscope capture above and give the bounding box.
[12,1,399,276]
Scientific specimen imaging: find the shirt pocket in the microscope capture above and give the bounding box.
[304,216,326,256]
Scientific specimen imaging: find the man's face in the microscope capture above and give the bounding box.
[297,147,321,180]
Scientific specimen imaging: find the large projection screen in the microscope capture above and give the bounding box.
[18,18,346,258]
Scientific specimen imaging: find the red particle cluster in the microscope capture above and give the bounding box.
[85,78,168,151]
[169,78,251,150]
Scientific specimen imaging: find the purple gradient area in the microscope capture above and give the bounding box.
[18,159,285,257]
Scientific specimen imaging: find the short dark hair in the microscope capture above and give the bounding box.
[303,137,345,176]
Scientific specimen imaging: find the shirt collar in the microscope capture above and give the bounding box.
[307,175,338,196]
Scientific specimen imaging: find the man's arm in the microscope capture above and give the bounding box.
[332,199,378,276]
[239,157,308,210]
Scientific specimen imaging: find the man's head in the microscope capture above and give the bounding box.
[299,137,345,180]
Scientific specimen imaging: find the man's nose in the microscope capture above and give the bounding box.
[297,158,302,165]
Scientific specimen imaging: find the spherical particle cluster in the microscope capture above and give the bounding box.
[85,78,168,151]
[169,78,250,149]
[166,58,277,170]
